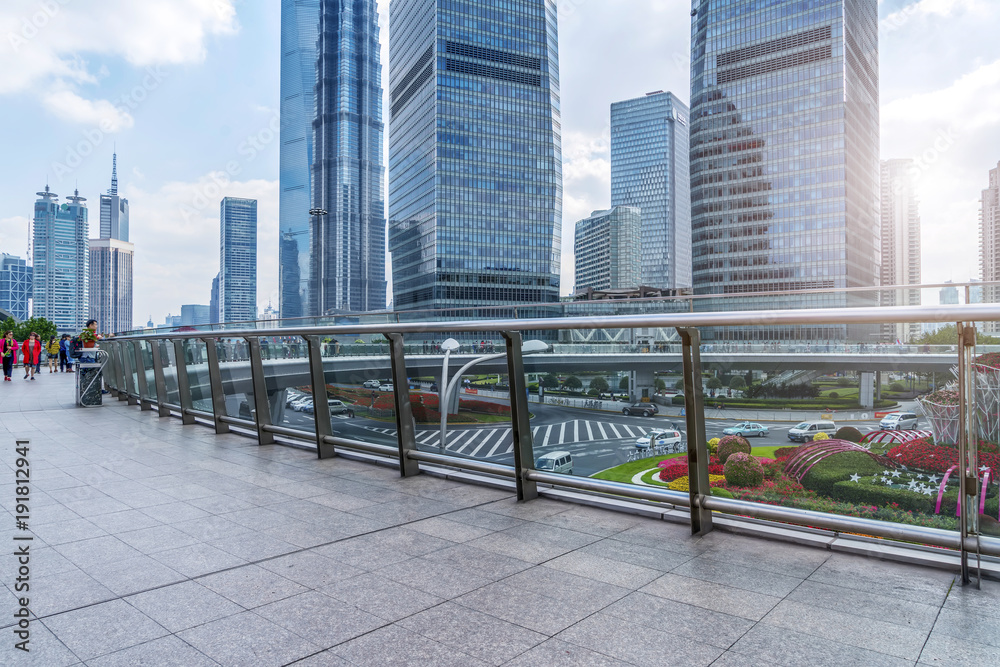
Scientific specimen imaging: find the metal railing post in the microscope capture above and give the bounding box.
[305,336,335,458]
[201,338,230,434]
[149,339,170,417]
[502,331,537,501]
[120,342,139,406]
[679,327,712,535]
[246,336,275,445]
[956,322,980,585]
[101,343,119,396]
[172,340,196,425]
[133,341,153,411]
[386,333,419,477]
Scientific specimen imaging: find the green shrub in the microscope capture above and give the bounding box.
[837,376,852,387]
[828,391,839,399]
[710,487,734,498]
[834,426,864,443]
[830,479,938,513]
[724,453,764,487]
[672,394,686,405]
[799,451,885,497]
[707,437,720,456]
[889,382,905,393]
[717,435,751,463]
[775,446,798,459]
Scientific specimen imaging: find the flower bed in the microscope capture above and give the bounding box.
[916,389,960,444]
[666,474,726,492]
[887,438,1000,477]
[658,457,724,482]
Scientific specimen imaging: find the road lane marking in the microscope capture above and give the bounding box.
[559,422,566,444]
[574,421,580,442]
[608,424,621,439]
[596,423,608,439]
[541,425,553,448]
[585,421,594,440]
[621,425,635,437]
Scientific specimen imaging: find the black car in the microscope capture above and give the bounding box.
[623,402,658,417]
[429,383,439,392]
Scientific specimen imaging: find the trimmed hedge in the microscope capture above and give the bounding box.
[724,452,764,487]
[718,435,751,464]
[799,451,885,497]
[834,426,864,443]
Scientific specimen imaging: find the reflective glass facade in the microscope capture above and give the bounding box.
[32,186,89,333]
[220,197,257,322]
[88,239,134,334]
[689,0,880,341]
[611,92,691,289]
[310,0,386,314]
[279,0,320,318]
[574,206,641,293]
[0,254,32,322]
[388,0,562,312]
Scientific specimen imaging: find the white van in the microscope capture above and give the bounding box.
[534,451,573,474]
[787,420,836,442]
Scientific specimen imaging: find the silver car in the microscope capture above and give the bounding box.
[879,412,919,430]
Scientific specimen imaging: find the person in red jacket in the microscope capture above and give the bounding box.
[1,331,17,381]
[21,332,42,380]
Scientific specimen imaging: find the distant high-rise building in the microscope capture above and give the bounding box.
[940,282,959,305]
[210,273,220,324]
[880,159,921,342]
[611,91,691,289]
[388,0,562,312]
[279,0,320,319]
[145,316,154,329]
[0,254,32,321]
[180,304,211,327]
[980,161,1000,332]
[90,152,134,334]
[689,0,880,341]
[32,185,89,332]
[219,197,257,323]
[309,0,386,314]
[574,207,642,293]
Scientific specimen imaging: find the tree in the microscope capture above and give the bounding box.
[674,379,685,390]
[620,376,630,390]
[589,376,609,393]
[540,373,560,389]
[654,378,666,392]
[707,376,723,390]
[563,375,583,391]
[729,375,746,391]
[1,316,57,342]
[914,324,1000,346]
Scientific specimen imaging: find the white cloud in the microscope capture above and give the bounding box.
[125,174,278,325]
[41,88,133,131]
[0,216,30,257]
[883,59,1000,129]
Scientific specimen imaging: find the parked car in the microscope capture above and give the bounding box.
[291,397,313,412]
[327,399,350,415]
[787,420,836,442]
[378,383,394,392]
[534,451,573,474]
[623,402,658,417]
[363,379,381,389]
[635,429,683,451]
[879,411,919,430]
[723,422,769,437]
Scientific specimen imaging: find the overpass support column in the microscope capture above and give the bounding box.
[859,371,875,409]
[678,327,712,536]
[634,368,655,401]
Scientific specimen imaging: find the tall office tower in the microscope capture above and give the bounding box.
[940,282,959,306]
[388,0,562,312]
[980,162,1000,332]
[219,197,258,322]
[32,185,89,332]
[90,154,134,333]
[310,0,386,314]
[210,273,220,324]
[0,254,33,321]
[689,0,880,341]
[879,159,921,342]
[180,304,211,326]
[279,0,320,319]
[610,91,691,289]
[574,207,642,293]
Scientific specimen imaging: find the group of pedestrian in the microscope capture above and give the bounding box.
[1,331,76,382]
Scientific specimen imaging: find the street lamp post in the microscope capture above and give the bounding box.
[438,339,549,455]
[309,208,328,312]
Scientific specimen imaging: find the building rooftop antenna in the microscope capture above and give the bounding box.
[110,149,118,195]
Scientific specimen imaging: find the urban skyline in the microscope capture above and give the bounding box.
[3,2,995,326]
[89,152,134,335]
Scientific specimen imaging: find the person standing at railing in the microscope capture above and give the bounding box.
[1,331,17,381]
[21,332,42,380]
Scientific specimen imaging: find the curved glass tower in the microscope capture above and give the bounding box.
[388,0,562,313]
[689,0,880,341]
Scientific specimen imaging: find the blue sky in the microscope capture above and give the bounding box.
[1,0,998,326]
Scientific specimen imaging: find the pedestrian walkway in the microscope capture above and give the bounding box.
[1,374,997,666]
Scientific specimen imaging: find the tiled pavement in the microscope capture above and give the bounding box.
[1,374,998,666]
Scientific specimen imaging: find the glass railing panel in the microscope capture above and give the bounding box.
[157,339,179,405]
[212,338,251,423]
[257,334,315,436]
[137,340,157,401]
[181,339,213,413]
[120,341,138,395]
[319,335,394,448]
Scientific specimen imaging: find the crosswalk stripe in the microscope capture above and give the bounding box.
[485,430,508,457]
[585,421,594,440]
[559,422,566,444]
[532,426,540,438]
[541,425,553,448]
[416,431,437,444]
[574,421,580,443]
[608,424,621,439]
[596,423,608,440]
[621,425,635,438]
[453,430,480,453]
[468,431,493,457]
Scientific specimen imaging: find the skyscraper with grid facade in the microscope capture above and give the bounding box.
[611,91,691,289]
[387,0,562,312]
[980,161,1000,333]
[220,197,257,322]
[90,153,134,333]
[880,159,921,342]
[689,0,880,341]
[32,185,89,332]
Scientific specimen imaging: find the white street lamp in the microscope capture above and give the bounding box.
[438,339,549,454]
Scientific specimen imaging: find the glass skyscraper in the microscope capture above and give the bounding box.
[279,0,320,318]
[0,254,32,322]
[310,0,386,314]
[387,0,562,312]
[91,153,134,333]
[220,197,257,322]
[32,185,89,332]
[610,91,691,289]
[574,206,642,293]
[689,0,880,341]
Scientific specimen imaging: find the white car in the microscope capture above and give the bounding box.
[291,397,313,412]
[879,412,919,430]
[635,429,683,451]
[363,380,381,389]
[327,399,351,415]
[378,383,394,392]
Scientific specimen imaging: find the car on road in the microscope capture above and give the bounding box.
[879,411,919,430]
[378,383,394,392]
[362,379,381,389]
[635,429,683,451]
[623,402,658,417]
[291,397,313,412]
[787,420,836,442]
[723,422,769,437]
[535,451,573,474]
[327,399,350,415]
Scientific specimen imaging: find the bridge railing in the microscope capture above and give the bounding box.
[102,303,1000,583]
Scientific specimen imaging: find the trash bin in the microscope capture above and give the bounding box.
[76,354,106,407]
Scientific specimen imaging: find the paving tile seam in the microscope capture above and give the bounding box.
[914,577,958,664]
